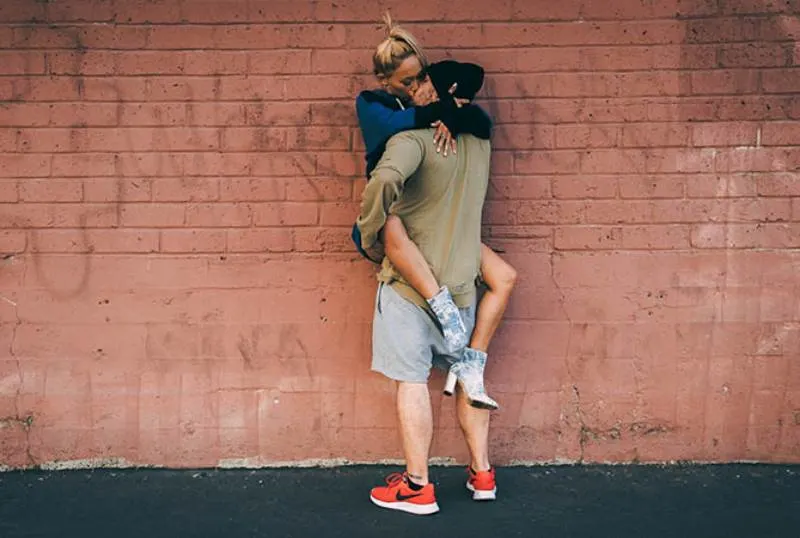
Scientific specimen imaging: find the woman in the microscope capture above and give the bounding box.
[353,14,517,410]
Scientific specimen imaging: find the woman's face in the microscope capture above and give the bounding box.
[381,55,426,100]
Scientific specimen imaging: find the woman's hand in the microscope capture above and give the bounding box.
[432,121,454,156]
[413,81,470,156]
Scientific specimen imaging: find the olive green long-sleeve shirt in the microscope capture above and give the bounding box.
[356,128,491,309]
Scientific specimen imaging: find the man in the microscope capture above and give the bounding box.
[357,61,497,516]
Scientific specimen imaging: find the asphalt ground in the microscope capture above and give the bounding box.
[1,464,798,538]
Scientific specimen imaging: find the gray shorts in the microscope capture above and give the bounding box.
[371,282,477,383]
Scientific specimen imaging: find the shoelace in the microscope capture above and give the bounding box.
[384,472,406,487]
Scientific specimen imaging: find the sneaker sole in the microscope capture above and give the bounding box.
[370,495,440,515]
[466,481,497,501]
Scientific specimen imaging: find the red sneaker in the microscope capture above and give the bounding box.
[467,466,497,501]
[370,472,439,515]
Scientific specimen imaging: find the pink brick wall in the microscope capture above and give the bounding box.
[1,0,798,468]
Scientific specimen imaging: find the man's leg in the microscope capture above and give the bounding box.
[456,385,490,472]
[397,381,433,484]
[456,385,497,501]
[369,283,440,515]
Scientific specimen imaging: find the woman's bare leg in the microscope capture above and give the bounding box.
[381,214,440,299]
[470,244,517,352]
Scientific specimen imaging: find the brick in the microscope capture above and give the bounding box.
[692,122,760,147]
[16,127,79,153]
[515,151,580,174]
[555,225,691,250]
[286,75,365,100]
[78,77,148,101]
[309,48,370,74]
[621,123,691,147]
[215,24,347,49]
[484,20,683,47]
[1,203,118,228]
[551,176,617,199]
[482,73,554,98]
[757,173,800,196]
[184,102,245,127]
[83,178,152,203]
[184,153,250,177]
[293,227,354,252]
[31,229,158,253]
[0,103,51,127]
[580,45,714,71]
[49,103,120,127]
[183,51,249,76]
[492,124,556,150]
[692,224,800,249]
[217,75,284,101]
[718,43,793,68]
[309,102,357,127]
[52,153,116,177]
[46,51,115,76]
[0,51,46,76]
[0,229,26,253]
[75,25,149,49]
[19,178,82,202]
[762,68,800,93]
[116,51,187,75]
[617,72,690,97]
[645,148,716,173]
[761,122,800,145]
[220,127,286,152]
[554,125,619,149]
[715,147,800,172]
[319,202,358,226]
[0,154,51,178]
[152,177,219,202]
[285,177,353,202]
[250,153,315,177]
[185,203,252,227]
[145,26,217,49]
[582,0,717,20]
[618,176,685,199]
[160,229,226,253]
[488,177,552,200]
[145,76,218,101]
[551,73,620,97]
[252,202,318,226]
[9,76,81,102]
[286,127,351,151]
[116,152,184,177]
[647,98,718,122]
[715,96,796,121]
[248,50,312,75]
[581,149,647,174]
[246,102,311,126]
[120,203,185,227]
[0,180,19,202]
[0,0,46,22]
[686,175,758,198]
[226,229,293,253]
[219,177,285,201]
[686,17,762,43]
[690,69,760,95]
[719,0,799,15]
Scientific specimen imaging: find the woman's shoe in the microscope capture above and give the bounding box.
[426,286,469,353]
[443,348,499,410]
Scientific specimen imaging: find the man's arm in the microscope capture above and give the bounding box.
[356,132,425,250]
